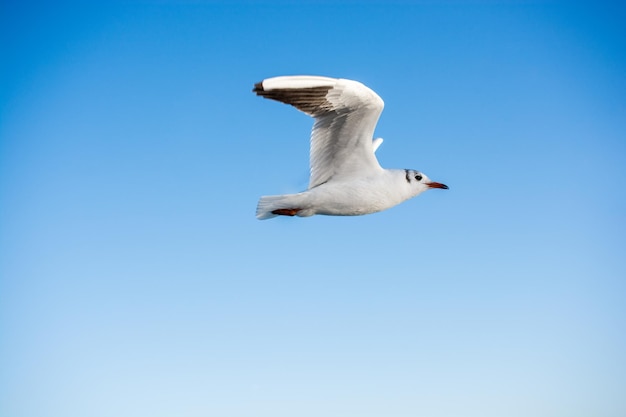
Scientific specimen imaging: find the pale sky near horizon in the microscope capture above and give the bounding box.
[1,2,625,417]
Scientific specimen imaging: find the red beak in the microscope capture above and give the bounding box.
[427,181,449,190]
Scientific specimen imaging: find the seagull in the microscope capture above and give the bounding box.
[253,75,448,220]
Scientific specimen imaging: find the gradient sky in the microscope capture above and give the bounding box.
[1,2,625,417]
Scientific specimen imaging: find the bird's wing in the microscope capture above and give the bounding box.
[254,75,385,189]
[372,138,384,153]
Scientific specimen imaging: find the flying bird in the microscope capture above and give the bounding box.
[253,75,448,220]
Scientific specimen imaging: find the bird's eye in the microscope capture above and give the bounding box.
[415,175,422,181]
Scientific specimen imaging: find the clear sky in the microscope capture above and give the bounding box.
[1,1,625,417]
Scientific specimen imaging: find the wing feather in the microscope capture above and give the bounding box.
[254,76,385,188]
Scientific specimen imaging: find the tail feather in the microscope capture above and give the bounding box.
[256,194,302,220]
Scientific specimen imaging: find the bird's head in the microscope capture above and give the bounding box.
[403,169,448,196]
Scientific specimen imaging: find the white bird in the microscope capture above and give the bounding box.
[254,75,448,220]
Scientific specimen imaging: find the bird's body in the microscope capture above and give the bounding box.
[254,75,447,220]
[257,169,422,219]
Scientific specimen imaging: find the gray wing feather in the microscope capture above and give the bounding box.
[254,76,385,188]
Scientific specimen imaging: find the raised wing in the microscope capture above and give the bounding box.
[254,76,385,189]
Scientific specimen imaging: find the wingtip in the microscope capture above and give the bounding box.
[252,81,264,94]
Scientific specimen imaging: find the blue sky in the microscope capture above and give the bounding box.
[1,2,625,417]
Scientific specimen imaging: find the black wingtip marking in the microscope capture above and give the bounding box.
[253,84,334,116]
[253,81,264,93]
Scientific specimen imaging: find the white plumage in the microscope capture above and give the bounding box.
[254,75,448,220]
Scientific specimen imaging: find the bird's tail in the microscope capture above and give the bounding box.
[256,193,306,220]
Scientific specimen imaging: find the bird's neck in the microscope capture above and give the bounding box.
[385,169,422,200]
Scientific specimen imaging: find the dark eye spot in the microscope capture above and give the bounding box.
[415,175,422,181]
